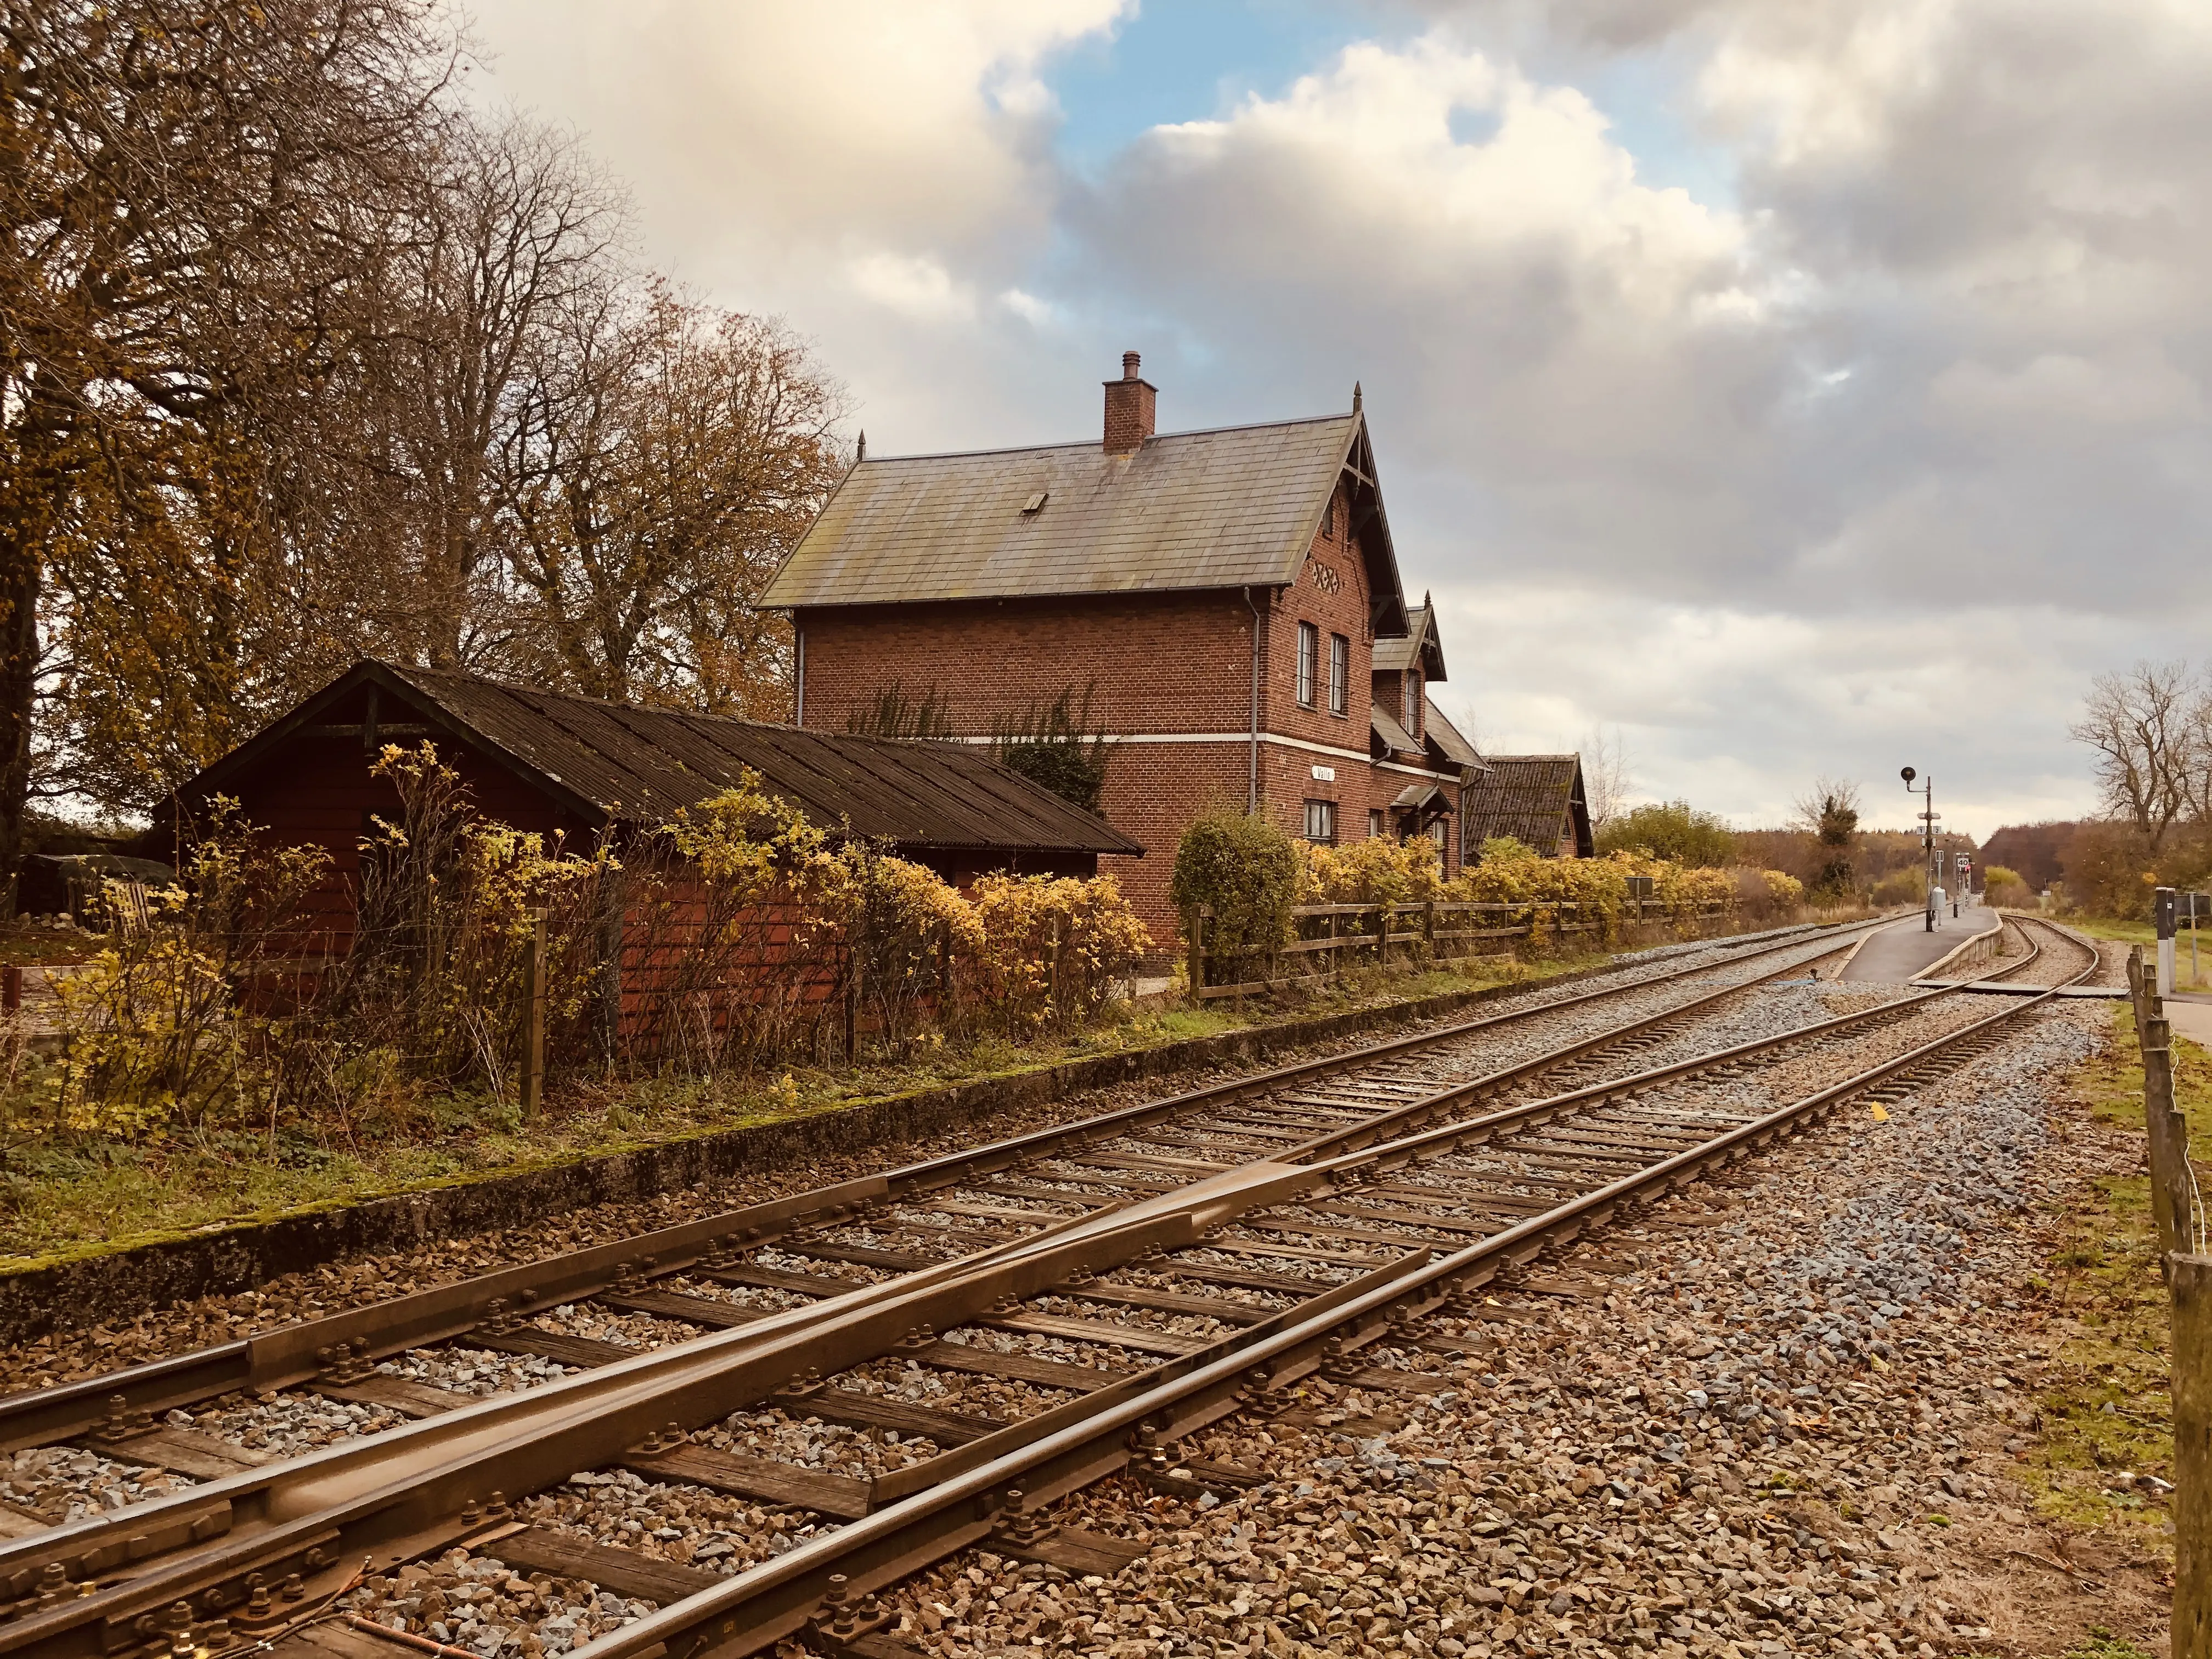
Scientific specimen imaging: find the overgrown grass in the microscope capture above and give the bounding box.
[2066,1628,2159,1659]
[2023,1001,2212,1543]
[2065,914,2212,990]
[0,946,1602,1270]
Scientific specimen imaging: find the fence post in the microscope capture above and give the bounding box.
[1423,899,1436,963]
[1048,912,1063,1018]
[521,907,548,1121]
[2130,945,2148,1033]
[2175,1254,2212,1659]
[2162,886,2181,998]
[2146,1014,2194,1262]
[845,945,861,1062]
[1187,910,1206,998]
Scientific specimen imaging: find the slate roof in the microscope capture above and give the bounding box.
[1371,602,1447,680]
[764,413,1404,623]
[175,661,1141,856]
[1424,703,1483,772]
[1370,704,1420,757]
[1461,755,1595,859]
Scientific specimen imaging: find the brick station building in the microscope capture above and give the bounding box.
[763,353,1486,944]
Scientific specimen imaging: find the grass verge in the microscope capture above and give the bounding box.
[0,947,1607,1272]
[2065,913,2212,992]
[2023,998,2212,1545]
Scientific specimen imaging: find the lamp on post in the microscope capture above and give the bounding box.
[1901,767,1937,933]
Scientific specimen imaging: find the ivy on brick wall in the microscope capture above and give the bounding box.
[991,685,1111,816]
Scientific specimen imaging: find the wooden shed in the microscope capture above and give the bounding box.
[157,660,1142,945]
[1458,754,1595,862]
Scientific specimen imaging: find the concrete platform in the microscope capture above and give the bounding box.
[2166,992,2212,1050]
[1839,905,2002,982]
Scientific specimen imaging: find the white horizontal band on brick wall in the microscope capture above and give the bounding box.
[941,730,1383,765]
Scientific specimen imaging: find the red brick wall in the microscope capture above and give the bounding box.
[794,481,1465,946]
[204,733,595,955]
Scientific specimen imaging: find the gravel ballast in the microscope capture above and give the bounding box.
[864,995,2167,1657]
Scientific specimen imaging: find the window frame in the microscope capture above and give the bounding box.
[1402,672,1420,737]
[1328,632,1349,717]
[1304,798,1338,844]
[1296,620,1318,709]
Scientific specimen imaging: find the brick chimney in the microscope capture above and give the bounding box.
[1102,350,1156,454]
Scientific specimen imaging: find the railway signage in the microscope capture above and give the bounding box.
[2154,886,2209,994]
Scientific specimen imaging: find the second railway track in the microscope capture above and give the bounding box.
[0,919,1893,1457]
[0,913,2102,1659]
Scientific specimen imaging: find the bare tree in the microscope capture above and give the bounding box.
[0,0,452,862]
[1791,777,1861,896]
[2185,680,2212,828]
[2069,661,2205,851]
[368,115,624,670]
[495,289,847,716]
[1578,725,1635,831]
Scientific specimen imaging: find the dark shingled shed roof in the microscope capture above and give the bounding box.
[175,661,1142,856]
[1461,755,1595,860]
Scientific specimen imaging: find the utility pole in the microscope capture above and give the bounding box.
[1901,766,1938,933]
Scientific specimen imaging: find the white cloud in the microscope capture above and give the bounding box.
[1929,348,2208,435]
[847,252,975,321]
[450,0,2212,833]
[1427,579,2129,836]
[461,0,1127,269]
[998,287,1061,327]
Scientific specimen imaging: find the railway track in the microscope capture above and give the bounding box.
[0,915,2096,1659]
[1982,910,2104,986]
[0,921,1887,1457]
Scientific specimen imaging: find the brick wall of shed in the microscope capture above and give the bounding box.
[210,735,594,957]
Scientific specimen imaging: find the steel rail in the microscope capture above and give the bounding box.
[1279,913,2049,1167]
[563,922,2102,1659]
[0,919,1887,1453]
[0,921,2027,1651]
[0,924,1902,1637]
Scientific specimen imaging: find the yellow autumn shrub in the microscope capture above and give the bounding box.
[1298,835,1445,906]
[970,872,1151,1032]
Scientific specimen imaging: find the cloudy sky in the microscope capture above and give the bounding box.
[456,0,2212,840]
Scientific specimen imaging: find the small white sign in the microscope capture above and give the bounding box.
[1311,764,1335,782]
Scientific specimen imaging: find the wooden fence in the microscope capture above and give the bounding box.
[1186,897,1731,1000]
